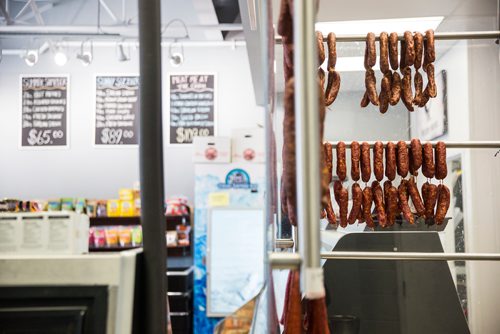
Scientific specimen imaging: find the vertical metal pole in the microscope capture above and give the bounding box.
[293,0,322,295]
[138,0,167,333]
[257,0,274,331]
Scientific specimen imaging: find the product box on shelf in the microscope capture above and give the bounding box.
[231,128,265,163]
[193,136,231,163]
[0,211,89,255]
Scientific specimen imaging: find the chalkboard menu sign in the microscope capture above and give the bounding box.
[169,74,216,144]
[21,75,69,148]
[94,75,140,146]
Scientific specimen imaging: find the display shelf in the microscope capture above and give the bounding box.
[89,214,190,227]
[90,216,140,226]
[89,245,140,252]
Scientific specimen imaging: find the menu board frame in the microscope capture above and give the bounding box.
[167,73,217,146]
[92,73,140,148]
[19,74,70,150]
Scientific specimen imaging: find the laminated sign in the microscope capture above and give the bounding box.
[169,74,216,144]
[21,76,69,148]
[94,75,140,146]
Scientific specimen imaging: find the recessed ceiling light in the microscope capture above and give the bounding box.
[315,16,444,36]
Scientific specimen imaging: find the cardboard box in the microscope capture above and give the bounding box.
[193,136,231,163]
[120,200,135,217]
[107,200,121,217]
[231,128,265,163]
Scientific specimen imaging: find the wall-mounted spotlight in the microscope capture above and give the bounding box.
[169,41,184,67]
[23,50,38,66]
[163,19,190,68]
[116,41,130,62]
[76,40,93,66]
[53,44,68,66]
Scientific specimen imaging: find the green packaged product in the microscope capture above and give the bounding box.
[75,198,87,214]
[61,198,75,211]
[47,199,62,211]
[132,226,143,246]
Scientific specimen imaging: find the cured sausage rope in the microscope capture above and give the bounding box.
[325,32,341,106]
[361,33,379,107]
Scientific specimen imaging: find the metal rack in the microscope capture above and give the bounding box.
[275,30,500,44]
[327,140,500,149]
[268,5,500,275]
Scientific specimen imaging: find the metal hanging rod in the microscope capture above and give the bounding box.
[320,251,500,261]
[269,252,301,269]
[276,239,295,249]
[276,30,500,44]
[326,140,500,149]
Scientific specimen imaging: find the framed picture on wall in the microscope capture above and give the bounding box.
[410,70,448,140]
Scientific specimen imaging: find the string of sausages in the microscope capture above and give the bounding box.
[325,139,450,228]
[278,1,330,333]
[360,30,437,113]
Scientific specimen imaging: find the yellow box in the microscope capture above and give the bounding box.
[107,200,121,217]
[120,200,135,217]
[119,188,134,201]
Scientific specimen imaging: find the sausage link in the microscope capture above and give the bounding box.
[386,185,399,226]
[361,142,372,183]
[327,32,337,71]
[413,32,424,70]
[435,184,450,225]
[365,68,379,106]
[316,31,325,66]
[408,176,425,217]
[413,70,424,107]
[385,141,397,181]
[373,141,384,181]
[339,185,349,228]
[404,31,415,66]
[422,182,438,224]
[325,70,341,106]
[389,32,399,70]
[379,72,391,114]
[435,141,448,180]
[283,78,297,225]
[333,180,342,206]
[424,63,437,99]
[424,29,436,68]
[347,183,362,225]
[318,68,326,91]
[410,138,423,176]
[400,36,407,69]
[325,192,337,226]
[422,142,435,179]
[397,141,409,177]
[402,67,414,111]
[351,141,361,181]
[324,142,333,183]
[362,186,374,228]
[321,209,326,219]
[336,141,347,181]
[390,72,401,106]
[360,91,370,108]
[366,32,376,68]
[379,32,390,74]
[372,181,387,227]
[398,179,414,224]
[383,180,393,198]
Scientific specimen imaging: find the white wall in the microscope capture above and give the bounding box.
[0,44,262,202]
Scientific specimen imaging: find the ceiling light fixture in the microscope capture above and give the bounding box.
[315,16,444,36]
[54,50,67,66]
[169,41,184,67]
[163,19,190,67]
[76,39,93,66]
[23,50,38,67]
[116,41,130,62]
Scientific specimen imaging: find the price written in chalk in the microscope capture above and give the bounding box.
[26,129,64,146]
[100,128,134,145]
[176,127,210,144]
